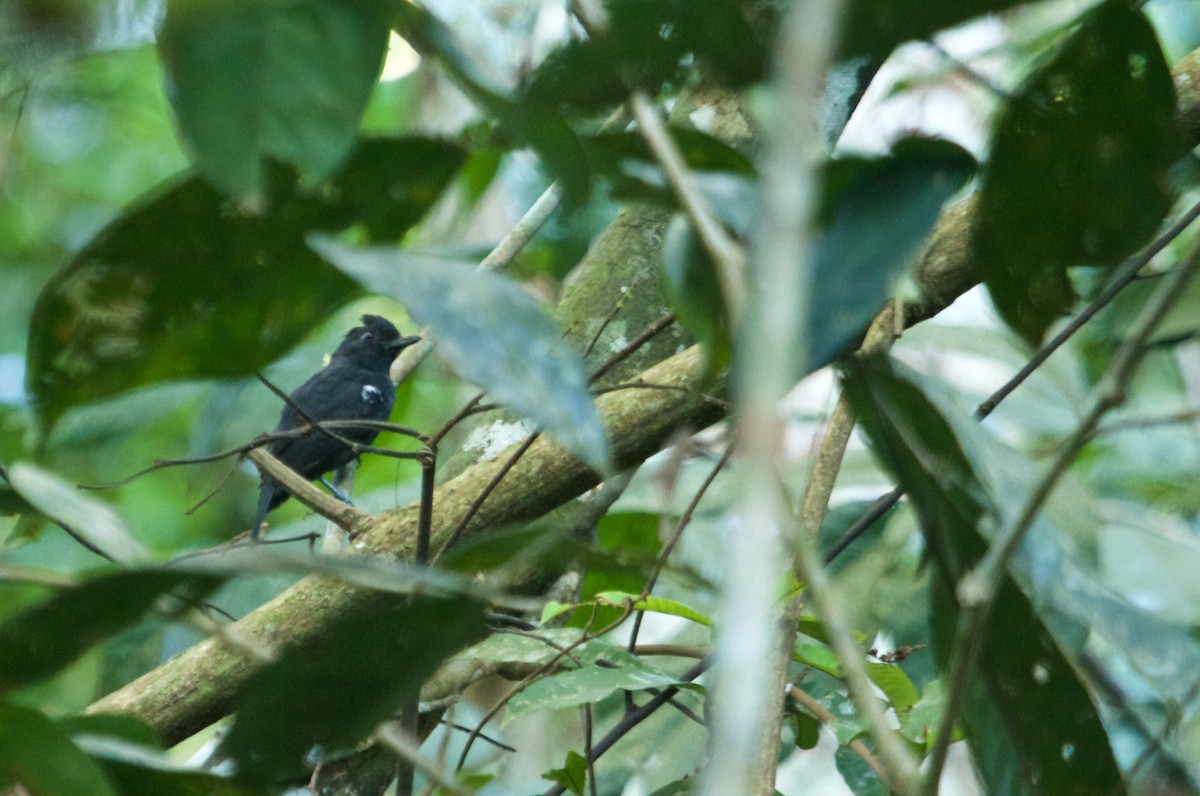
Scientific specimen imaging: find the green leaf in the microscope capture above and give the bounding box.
[842,355,1125,795]
[975,2,1181,342]
[222,595,487,785]
[796,616,867,646]
[648,780,695,796]
[5,462,149,565]
[0,702,116,796]
[160,0,389,199]
[835,743,888,796]
[26,138,464,430]
[594,591,713,628]
[899,680,962,749]
[864,662,919,714]
[439,523,575,573]
[806,138,975,371]
[541,750,588,796]
[311,240,611,474]
[568,513,661,629]
[457,628,586,666]
[793,642,843,678]
[790,708,821,750]
[0,569,219,693]
[506,655,685,723]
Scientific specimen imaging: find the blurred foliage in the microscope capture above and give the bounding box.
[0,0,1199,795]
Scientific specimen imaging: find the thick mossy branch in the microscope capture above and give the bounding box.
[87,345,727,745]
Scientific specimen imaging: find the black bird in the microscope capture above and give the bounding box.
[251,315,421,539]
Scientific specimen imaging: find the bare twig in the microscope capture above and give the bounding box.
[629,91,747,318]
[432,432,541,563]
[587,313,676,384]
[628,441,734,650]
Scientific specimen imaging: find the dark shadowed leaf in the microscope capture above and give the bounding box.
[26,138,464,430]
[840,0,1029,59]
[975,2,1181,342]
[524,0,767,112]
[807,138,975,371]
[0,569,220,693]
[789,708,821,750]
[159,0,389,199]
[841,355,1125,795]
[222,595,486,785]
[0,703,115,796]
[312,240,612,473]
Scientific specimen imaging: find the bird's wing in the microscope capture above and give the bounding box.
[268,367,396,480]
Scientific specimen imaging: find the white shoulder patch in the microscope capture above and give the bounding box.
[361,384,382,402]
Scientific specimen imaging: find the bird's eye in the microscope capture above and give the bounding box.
[362,332,376,342]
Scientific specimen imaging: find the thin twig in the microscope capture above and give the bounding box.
[588,313,675,384]
[628,441,734,651]
[80,419,426,491]
[976,198,1200,420]
[629,91,747,318]
[432,432,540,563]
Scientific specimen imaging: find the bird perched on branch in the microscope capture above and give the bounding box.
[251,314,421,540]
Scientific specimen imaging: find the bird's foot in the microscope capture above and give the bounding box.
[320,478,355,506]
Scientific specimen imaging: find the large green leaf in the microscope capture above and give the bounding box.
[312,239,612,474]
[0,569,220,693]
[842,355,1125,795]
[222,595,486,785]
[159,0,389,199]
[0,703,116,796]
[505,647,686,723]
[26,138,465,430]
[975,1,1181,342]
[806,138,975,371]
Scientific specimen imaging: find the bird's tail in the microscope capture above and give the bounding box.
[251,479,276,541]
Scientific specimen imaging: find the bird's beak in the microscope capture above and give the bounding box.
[390,335,422,353]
